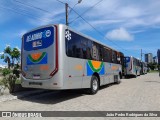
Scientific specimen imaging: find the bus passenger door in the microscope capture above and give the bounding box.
[104,63,112,84]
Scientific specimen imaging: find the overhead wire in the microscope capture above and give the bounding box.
[13,0,50,13]
[56,0,137,55]
[68,5,131,53]
[0,5,51,22]
[56,0,65,5]
[1,0,144,56]
[69,0,104,24]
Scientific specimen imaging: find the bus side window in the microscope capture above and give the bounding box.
[91,42,99,60]
[86,40,92,60]
[112,50,114,63]
[81,38,87,59]
[103,47,111,62]
[112,50,117,63]
[91,43,103,61]
[99,44,103,61]
[117,53,121,64]
[66,31,87,59]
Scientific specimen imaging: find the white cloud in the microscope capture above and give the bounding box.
[0,52,4,55]
[118,7,142,18]
[5,44,10,48]
[130,29,146,34]
[18,30,27,37]
[16,46,21,52]
[106,28,134,41]
[0,64,7,68]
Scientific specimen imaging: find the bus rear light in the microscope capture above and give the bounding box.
[50,68,58,76]
[50,25,59,77]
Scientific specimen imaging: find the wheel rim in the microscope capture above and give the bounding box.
[92,79,98,91]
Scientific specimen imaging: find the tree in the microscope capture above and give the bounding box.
[0,46,20,69]
[0,46,21,93]
[12,48,21,64]
[148,62,158,70]
[0,46,12,69]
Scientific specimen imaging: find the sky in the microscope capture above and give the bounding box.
[0,0,160,67]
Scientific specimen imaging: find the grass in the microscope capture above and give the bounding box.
[0,78,21,85]
[15,79,21,84]
[149,70,159,73]
[0,79,3,85]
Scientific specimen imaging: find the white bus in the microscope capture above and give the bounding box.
[21,24,123,94]
[124,56,141,77]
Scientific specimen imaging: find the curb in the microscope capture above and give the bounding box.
[0,89,51,102]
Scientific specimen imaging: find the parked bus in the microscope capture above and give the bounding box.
[119,52,125,78]
[21,24,123,94]
[124,56,141,77]
[140,62,147,74]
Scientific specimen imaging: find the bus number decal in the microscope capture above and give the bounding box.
[40,65,49,70]
[111,66,119,71]
[86,60,105,76]
[75,65,83,70]
[24,27,54,51]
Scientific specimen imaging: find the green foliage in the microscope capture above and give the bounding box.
[148,62,158,70]
[0,46,20,69]
[0,46,21,93]
[1,46,11,69]
[2,74,17,93]
[158,64,160,69]
[0,79,3,85]
[0,69,2,73]
[13,69,20,78]
[15,79,21,84]
[149,70,159,73]
[12,48,21,63]
[1,65,20,93]
[2,68,11,76]
[4,46,12,54]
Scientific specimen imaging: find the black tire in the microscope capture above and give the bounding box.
[119,73,122,79]
[116,74,121,84]
[134,73,137,78]
[88,75,99,95]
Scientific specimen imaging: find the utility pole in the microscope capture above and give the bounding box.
[65,3,69,26]
[141,49,142,61]
[65,0,82,26]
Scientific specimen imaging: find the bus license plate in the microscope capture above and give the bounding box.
[33,75,40,79]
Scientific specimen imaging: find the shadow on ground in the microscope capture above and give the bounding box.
[124,75,141,79]
[145,81,160,83]
[16,83,117,105]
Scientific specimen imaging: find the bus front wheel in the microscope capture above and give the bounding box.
[88,75,99,95]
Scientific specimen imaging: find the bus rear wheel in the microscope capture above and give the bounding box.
[115,74,121,84]
[88,75,99,95]
[134,71,137,78]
